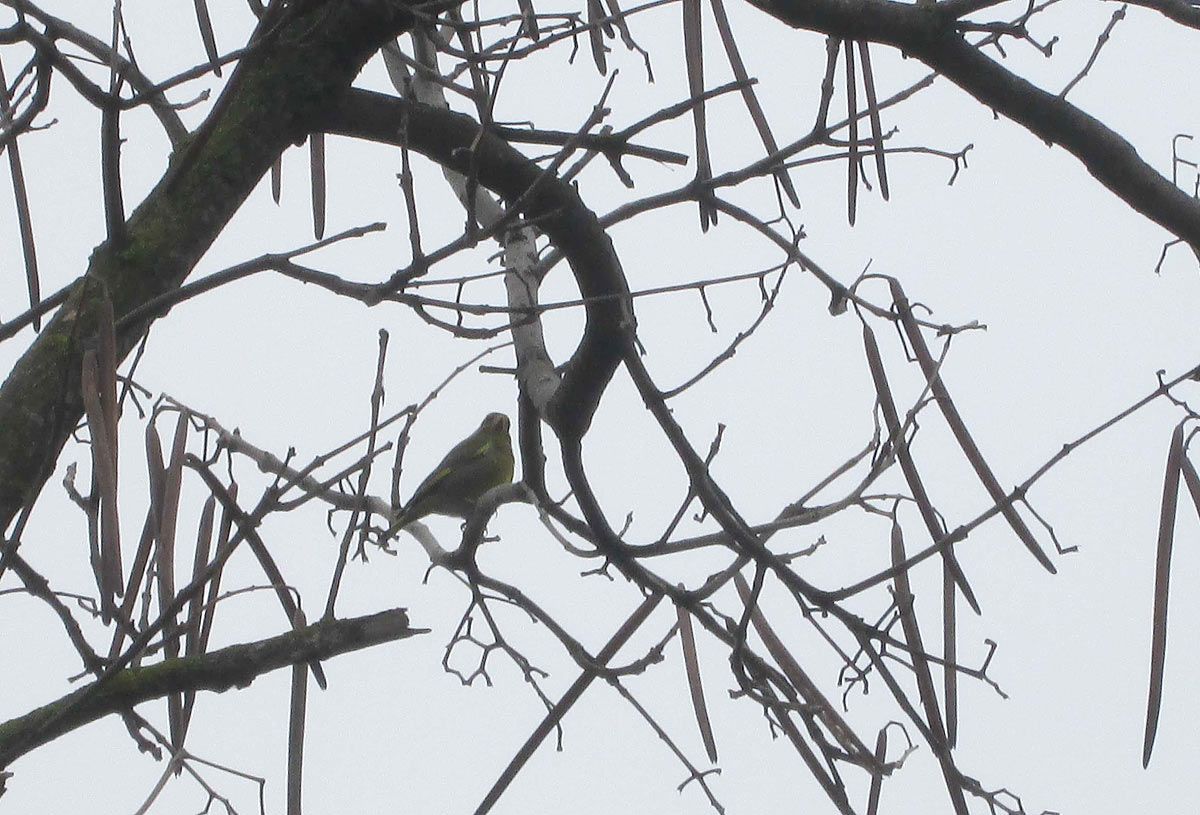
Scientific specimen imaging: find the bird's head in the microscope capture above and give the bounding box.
[481,412,510,434]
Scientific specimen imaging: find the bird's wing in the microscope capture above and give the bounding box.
[401,434,498,515]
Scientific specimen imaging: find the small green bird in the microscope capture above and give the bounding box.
[385,412,515,536]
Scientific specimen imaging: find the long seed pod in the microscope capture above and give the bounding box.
[1142,423,1184,767]
[676,599,718,762]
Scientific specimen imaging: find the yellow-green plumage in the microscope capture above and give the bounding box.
[385,412,514,536]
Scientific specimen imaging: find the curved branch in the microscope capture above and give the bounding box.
[1,0,187,144]
[320,89,635,440]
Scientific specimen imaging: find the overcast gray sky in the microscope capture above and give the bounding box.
[2,1,1199,813]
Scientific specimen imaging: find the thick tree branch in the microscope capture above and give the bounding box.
[746,0,1200,252]
[0,608,421,771]
[0,0,415,533]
